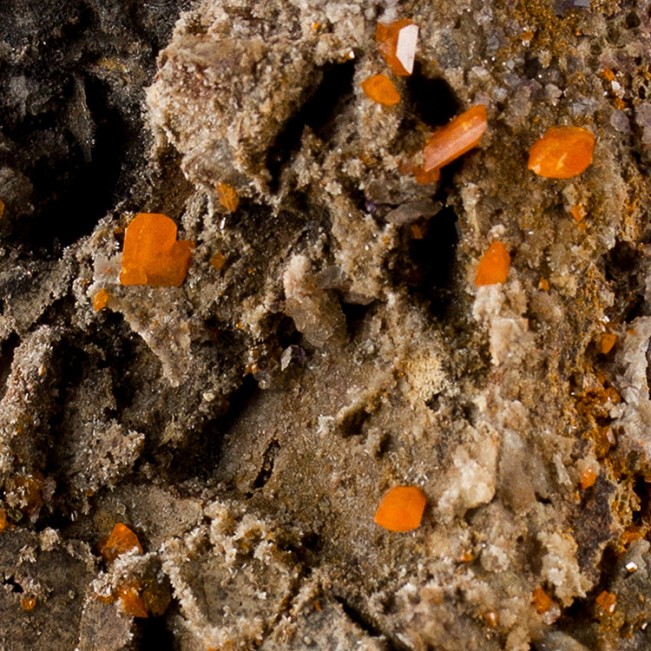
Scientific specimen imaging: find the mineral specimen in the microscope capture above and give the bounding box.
[360,73,401,106]
[119,213,193,287]
[528,126,595,179]
[376,19,419,76]
[423,105,488,172]
[373,486,427,532]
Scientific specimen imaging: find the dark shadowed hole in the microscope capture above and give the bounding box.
[172,374,259,483]
[23,76,130,252]
[0,331,20,401]
[252,439,280,490]
[406,62,461,128]
[604,240,645,322]
[265,60,355,193]
[335,597,409,650]
[393,206,460,318]
[139,615,175,651]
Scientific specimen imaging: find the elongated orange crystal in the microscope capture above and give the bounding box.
[100,523,143,564]
[474,241,510,286]
[120,213,193,287]
[361,74,401,106]
[528,126,595,179]
[374,485,426,532]
[376,19,419,76]
[423,105,488,172]
[93,288,109,311]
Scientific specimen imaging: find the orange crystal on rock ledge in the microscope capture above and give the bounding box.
[120,213,193,287]
[474,241,511,286]
[376,19,419,76]
[374,485,426,532]
[361,74,401,106]
[423,105,488,172]
[528,126,595,179]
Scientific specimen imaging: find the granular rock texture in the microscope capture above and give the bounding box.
[1,0,651,649]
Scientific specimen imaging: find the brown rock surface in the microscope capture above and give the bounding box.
[1,0,651,649]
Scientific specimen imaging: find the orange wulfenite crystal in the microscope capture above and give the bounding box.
[532,587,554,614]
[599,333,618,354]
[528,126,595,179]
[119,213,193,287]
[360,74,401,106]
[100,523,143,564]
[596,591,617,614]
[210,252,226,271]
[0,508,6,533]
[474,241,511,286]
[374,486,426,532]
[376,19,419,76]
[580,467,597,490]
[423,105,488,172]
[117,581,149,618]
[571,204,587,222]
[20,596,37,612]
[0,198,4,218]
[93,288,109,312]
[413,166,441,185]
[216,182,239,213]
[538,278,550,292]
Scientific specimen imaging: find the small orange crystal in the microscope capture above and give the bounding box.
[538,278,550,292]
[20,595,37,612]
[423,105,488,172]
[100,523,143,564]
[210,252,226,271]
[580,467,597,490]
[360,74,401,106]
[216,182,239,213]
[117,581,149,619]
[0,508,6,533]
[532,587,554,614]
[0,198,4,218]
[374,485,426,532]
[599,333,617,354]
[474,241,511,286]
[570,204,587,222]
[528,126,595,179]
[93,288,109,312]
[596,590,617,614]
[119,213,193,287]
[376,19,419,76]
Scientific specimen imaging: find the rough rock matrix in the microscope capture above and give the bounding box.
[1,0,651,649]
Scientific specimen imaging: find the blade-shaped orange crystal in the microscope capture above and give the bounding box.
[423,105,488,172]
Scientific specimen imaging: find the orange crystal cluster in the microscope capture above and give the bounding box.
[360,18,419,107]
[119,213,193,287]
[528,126,595,179]
[423,105,488,173]
[474,241,511,286]
[374,485,426,532]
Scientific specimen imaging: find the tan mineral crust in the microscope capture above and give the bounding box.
[1,0,651,649]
